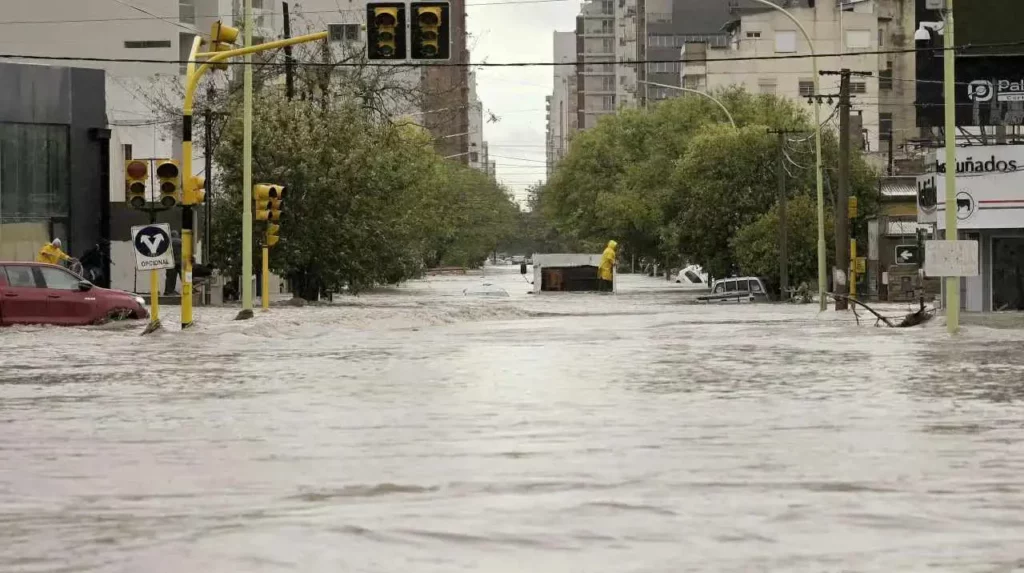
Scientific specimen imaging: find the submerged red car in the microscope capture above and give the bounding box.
[0,262,148,326]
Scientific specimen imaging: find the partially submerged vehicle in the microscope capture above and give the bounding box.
[532,254,612,293]
[697,276,771,303]
[676,264,709,287]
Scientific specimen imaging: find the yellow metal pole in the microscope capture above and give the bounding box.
[262,243,270,310]
[849,238,857,299]
[180,31,327,329]
[943,0,960,334]
[179,35,203,329]
[150,269,160,322]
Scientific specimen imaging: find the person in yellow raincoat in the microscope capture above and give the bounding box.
[37,239,72,266]
[598,240,617,292]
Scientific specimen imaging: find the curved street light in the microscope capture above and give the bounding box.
[638,80,737,128]
[744,0,827,311]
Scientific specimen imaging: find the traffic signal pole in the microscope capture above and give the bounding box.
[262,242,270,310]
[240,0,255,321]
[182,31,327,329]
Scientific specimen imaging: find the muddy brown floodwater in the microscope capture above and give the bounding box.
[2,268,1024,572]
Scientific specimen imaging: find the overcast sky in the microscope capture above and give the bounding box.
[467,0,581,204]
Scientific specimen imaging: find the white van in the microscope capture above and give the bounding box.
[699,276,771,303]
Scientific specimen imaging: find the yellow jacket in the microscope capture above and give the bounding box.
[599,240,617,281]
[37,244,71,266]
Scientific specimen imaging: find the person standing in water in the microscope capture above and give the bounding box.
[599,240,617,292]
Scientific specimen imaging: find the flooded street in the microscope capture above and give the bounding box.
[3,267,1024,572]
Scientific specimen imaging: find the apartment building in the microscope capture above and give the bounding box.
[564,0,733,139]
[546,31,577,175]
[681,0,916,158]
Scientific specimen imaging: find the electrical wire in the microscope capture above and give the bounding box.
[0,0,569,26]
[0,40,1021,68]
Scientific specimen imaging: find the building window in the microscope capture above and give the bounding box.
[0,124,70,222]
[851,81,868,95]
[746,31,761,39]
[329,24,361,43]
[846,30,871,49]
[799,80,815,97]
[602,20,613,33]
[602,0,613,14]
[878,27,885,47]
[774,31,796,53]
[879,62,893,91]
[179,1,196,24]
[602,95,616,110]
[759,81,777,95]
[122,144,133,161]
[602,38,613,53]
[602,76,615,91]
[124,40,172,49]
[879,112,893,141]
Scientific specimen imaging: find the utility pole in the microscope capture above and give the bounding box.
[766,128,810,299]
[239,0,255,320]
[283,1,295,101]
[821,68,872,311]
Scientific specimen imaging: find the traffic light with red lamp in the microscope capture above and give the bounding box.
[411,2,449,60]
[125,160,148,209]
[366,3,406,60]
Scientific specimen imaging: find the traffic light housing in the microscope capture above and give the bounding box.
[155,159,180,208]
[186,175,206,205]
[208,21,240,70]
[366,3,406,60]
[254,183,286,222]
[266,222,280,247]
[411,2,449,60]
[125,160,148,209]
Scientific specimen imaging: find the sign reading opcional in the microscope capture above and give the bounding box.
[131,223,175,271]
[924,240,980,278]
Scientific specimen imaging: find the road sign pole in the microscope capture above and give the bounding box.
[150,269,160,323]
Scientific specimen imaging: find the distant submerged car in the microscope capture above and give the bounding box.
[0,262,148,326]
[676,264,709,286]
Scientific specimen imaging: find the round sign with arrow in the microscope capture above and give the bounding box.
[131,223,176,271]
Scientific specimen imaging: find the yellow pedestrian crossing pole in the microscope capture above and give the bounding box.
[181,28,327,328]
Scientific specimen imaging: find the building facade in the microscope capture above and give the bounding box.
[546,31,578,175]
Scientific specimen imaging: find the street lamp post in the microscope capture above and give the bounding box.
[745,0,827,311]
[637,80,737,128]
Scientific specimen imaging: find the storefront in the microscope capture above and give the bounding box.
[918,145,1024,311]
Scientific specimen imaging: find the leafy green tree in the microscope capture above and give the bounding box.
[541,88,879,279]
[210,93,518,298]
[730,195,835,290]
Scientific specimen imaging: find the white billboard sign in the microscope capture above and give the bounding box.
[918,146,1024,230]
[924,240,980,277]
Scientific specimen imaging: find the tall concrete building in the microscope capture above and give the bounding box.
[564,0,733,138]
[546,31,577,175]
[680,0,916,158]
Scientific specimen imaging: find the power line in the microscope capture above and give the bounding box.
[0,41,1021,68]
[0,0,567,26]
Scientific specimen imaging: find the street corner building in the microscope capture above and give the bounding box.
[0,62,110,273]
[917,145,1024,312]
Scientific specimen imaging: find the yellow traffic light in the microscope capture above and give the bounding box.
[254,183,286,222]
[367,3,406,60]
[187,175,206,205]
[411,2,449,60]
[125,160,148,209]
[155,159,180,208]
[208,21,240,71]
[266,222,280,247]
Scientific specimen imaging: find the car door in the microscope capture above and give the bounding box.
[0,265,50,325]
[38,266,96,326]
